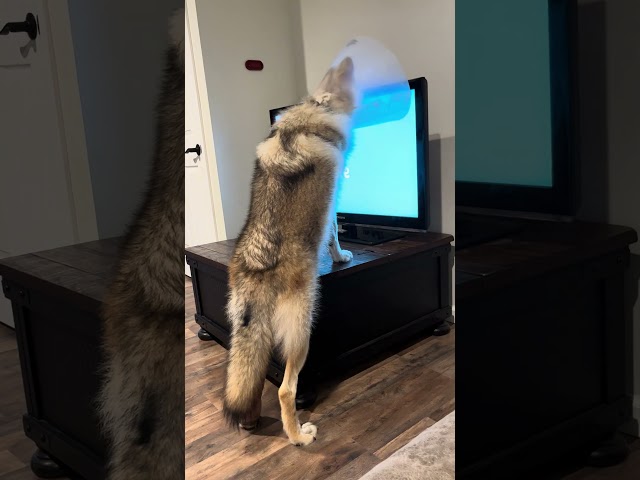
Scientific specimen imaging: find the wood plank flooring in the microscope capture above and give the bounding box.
[185,277,640,480]
[185,277,456,479]
[1,278,638,479]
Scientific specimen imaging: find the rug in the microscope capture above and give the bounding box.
[359,411,455,480]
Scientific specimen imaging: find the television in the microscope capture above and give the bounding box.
[270,77,429,245]
[456,0,579,220]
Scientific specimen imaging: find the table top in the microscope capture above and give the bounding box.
[0,237,122,313]
[186,232,453,280]
[456,218,637,300]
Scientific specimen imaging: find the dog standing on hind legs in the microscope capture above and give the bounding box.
[222,56,357,446]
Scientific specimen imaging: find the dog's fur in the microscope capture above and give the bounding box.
[222,57,356,446]
[98,9,185,479]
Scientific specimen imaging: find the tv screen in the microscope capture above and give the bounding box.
[456,0,578,215]
[338,89,418,218]
[456,0,553,188]
[271,77,428,231]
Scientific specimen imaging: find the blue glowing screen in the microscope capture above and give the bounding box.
[457,0,553,187]
[274,89,418,218]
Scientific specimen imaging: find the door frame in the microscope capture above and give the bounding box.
[185,0,227,241]
[41,0,98,242]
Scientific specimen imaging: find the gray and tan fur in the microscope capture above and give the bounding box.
[98,9,185,479]
[223,57,356,446]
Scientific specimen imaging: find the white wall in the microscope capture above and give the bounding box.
[578,0,640,433]
[195,0,302,238]
[605,0,640,433]
[577,0,640,434]
[298,0,455,235]
[197,0,455,238]
[67,0,183,238]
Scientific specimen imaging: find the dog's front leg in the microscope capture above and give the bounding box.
[328,216,353,263]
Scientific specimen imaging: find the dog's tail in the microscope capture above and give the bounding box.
[223,300,273,429]
[168,7,184,70]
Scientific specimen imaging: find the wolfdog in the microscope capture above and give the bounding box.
[98,9,185,479]
[222,57,357,446]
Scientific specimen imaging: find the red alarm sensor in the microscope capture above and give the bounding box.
[245,60,263,71]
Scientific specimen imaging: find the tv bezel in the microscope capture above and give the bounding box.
[269,76,430,232]
[455,0,579,216]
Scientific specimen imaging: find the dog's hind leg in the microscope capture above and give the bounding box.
[273,293,317,446]
[280,345,316,446]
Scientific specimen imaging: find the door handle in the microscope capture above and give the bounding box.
[185,144,201,156]
[0,13,39,40]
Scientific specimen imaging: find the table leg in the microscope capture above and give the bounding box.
[30,449,67,478]
[587,432,630,468]
[197,328,215,341]
[295,383,317,410]
[433,320,452,336]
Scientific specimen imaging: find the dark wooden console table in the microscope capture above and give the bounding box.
[0,239,121,479]
[455,217,638,479]
[186,232,454,401]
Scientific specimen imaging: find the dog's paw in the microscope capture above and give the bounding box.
[301,422,318,437]
[292,433,316,446]
[291,422,317,446]
[239,418,259,431]
[335,250,353,263]
[293,434,315,446]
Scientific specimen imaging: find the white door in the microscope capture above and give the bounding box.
[0,1,96,327]
[184,6,225,277]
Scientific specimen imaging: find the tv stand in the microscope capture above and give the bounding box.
[186,232,454,408]
[455,212,527,250]
[456,218,638,478]
[337,224,405,245]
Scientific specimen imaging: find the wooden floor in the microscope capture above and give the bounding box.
[1,280,638,479]
[184,277,640,480]
[184,278,455,480]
